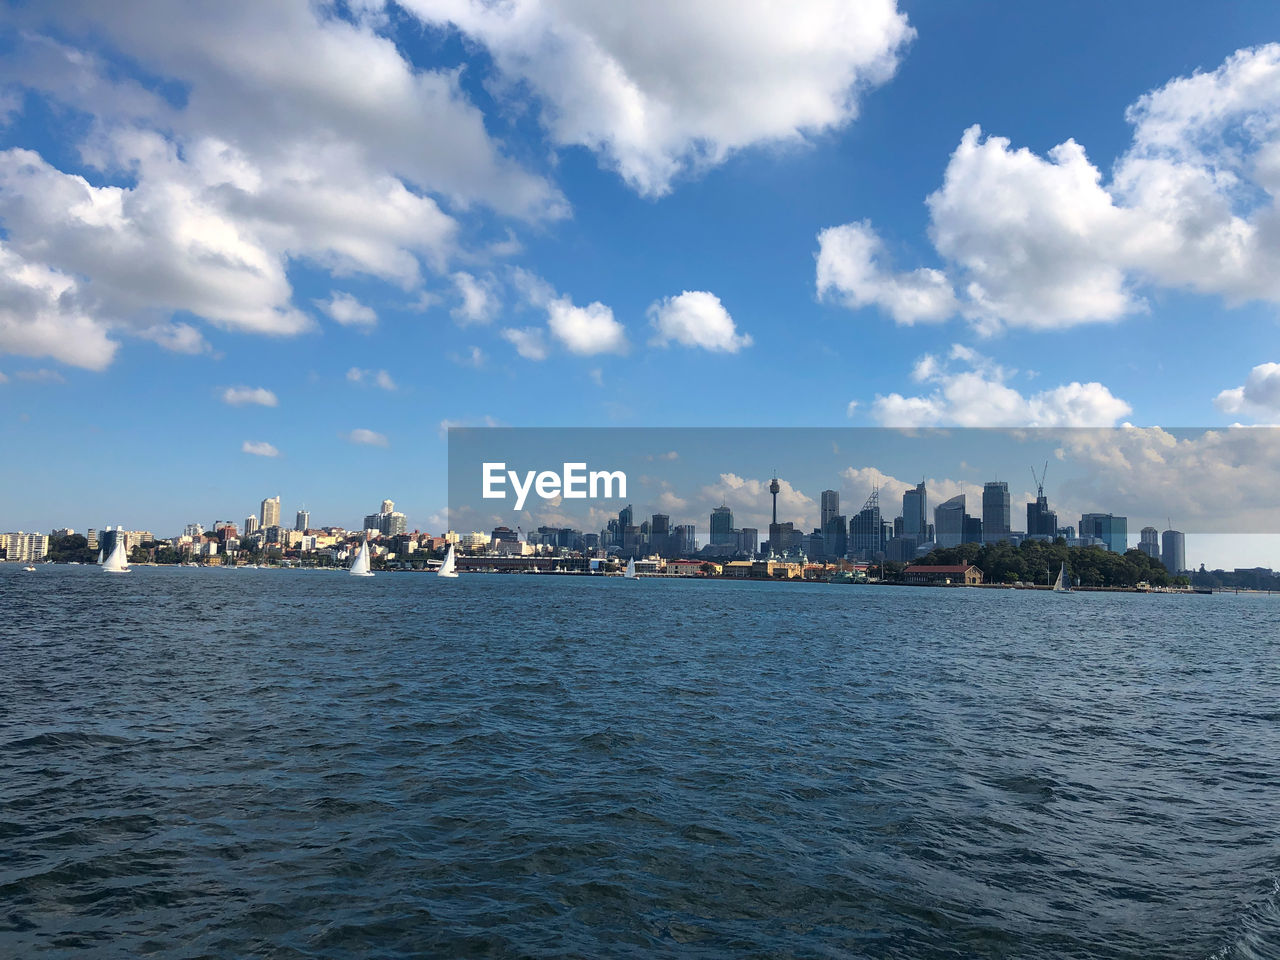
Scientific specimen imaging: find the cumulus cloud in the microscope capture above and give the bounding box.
[450,271,499,325]
[699,472,815,529]
[399,0,915,196]
[1215,362,1280,419]
[500,326,549,361]
[547,296,628,356]
[222,385,278,407]
[819,44,1280,333]
[318,292,377,329]
[242,440,280,457]
[816,221,956,324]
[0,1,564,368]
[346,428,389,447]
[648,290,753,352]
[870,344,1132,427]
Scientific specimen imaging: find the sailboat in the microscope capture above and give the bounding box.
[349,538,373,577]
[96,548,104,565]
[624,556,637,579]
[102,537,130,574]
[1052,561,1071,593]
[437,543,458,578]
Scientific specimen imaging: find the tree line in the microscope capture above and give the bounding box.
[905,538,1188,588]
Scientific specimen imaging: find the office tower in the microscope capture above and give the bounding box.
[963,515,983,544]
[982,481,1011,544]
[1162,528,1186,573]
[651,513,671,557]
[935,495,966,548]
[902,481,927,539]
[1080,513,1128,553]
[260,496,281,529]
[738,528,758,557]
[672,525,696,556]
[826,514,847,560]
[296,510,310,532]
[710,505,735,546]
[618,505,633,533]
[849,488,883,561]
[1026,495,1057,539]
[820,490,840,532]
[1139,526,1160,559]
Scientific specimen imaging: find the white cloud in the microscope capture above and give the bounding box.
[346,367,396,390]
[0,1,566,367]
[346,428,389,447]
[242,440,280,457]
[648,290,753,352]
[450,271,499,326]
[1215,362,1280,419]
[547,296,628,356]
[222,385,278,407]
[870,344,1132,427]
[400,0,914,196]
[319,292,377,328]
[820,45,1280,333]
[699,472,815,529]
[816,221,956,324]
[500,326,549,361]
[657,490,688,512]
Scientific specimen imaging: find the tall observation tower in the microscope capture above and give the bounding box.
[769,476,780,524]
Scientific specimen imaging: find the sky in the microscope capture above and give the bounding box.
[2,1,1280,568]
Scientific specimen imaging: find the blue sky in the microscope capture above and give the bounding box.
[2,0,1280,567]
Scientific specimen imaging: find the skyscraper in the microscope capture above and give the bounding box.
[1079,513,1128,553]
[1139,526,1160,559]
[935,495,966,548]
[849,488,883,560]
[982,481,1010,544]
[260,496,281,529]
[295,509,310,532]
[902,481,927,539]
[1162,528,1186,573]
[244,515,260,536]
[710,505,734,546]
[820,490,840,531]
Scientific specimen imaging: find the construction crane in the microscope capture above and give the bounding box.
[1031,461,1049,499]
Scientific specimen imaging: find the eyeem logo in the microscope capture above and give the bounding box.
[482,462,627,510]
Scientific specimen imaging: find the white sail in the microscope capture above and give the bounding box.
[102,537,130,574]
[1053,561,1070,593]
[96,548,104,565]
[437,543,458,578]
[349,539,373,577]
[624,556,637,579]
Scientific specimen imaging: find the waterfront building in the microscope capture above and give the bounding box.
[261,496,281,529]
[244,515,260,536]
[903,563,983,586]
[935,495,966,548]
[1,532,49,562]
[902,481,927,540]
[982,481,1011,544]
[364,500,407,536]
[1162,528,1186,573]
[86,528,98,549]
[295,510,310,532]
[1079,513,1128,553]
[1139,526,1161,559]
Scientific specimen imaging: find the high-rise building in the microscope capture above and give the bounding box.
[244,515,259,536]
[1080,513,1128,553]
[86,528,98,550]
[902,482,927,539]
[260,496,281,529]
[1026,495,1057,539]
[826,514,847,560]
[963,515,983,544]
[738,528,758,557]
[935,495,966,548]
[296,510,310,532]
[672,525,696,556]
[710,505,735,546]
[184,522,204,539]
[982,481,1011,544]
[1162,528,1186,573]
[820,490,840,532]
[849,488,883,561]
[651,513,671,557]
[365,500,407,536]
[1139,526,1160,559]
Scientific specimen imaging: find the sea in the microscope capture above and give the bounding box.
[2,565,1278,959]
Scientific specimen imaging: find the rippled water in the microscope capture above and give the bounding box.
[2,565,1279,958]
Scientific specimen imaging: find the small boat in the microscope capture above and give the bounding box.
[102,537,130,574]
[1052,561,1071,593]
[22,565,36,572]
[349,538,374,577]
[624,556,637,579]
[437,544,458,578]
